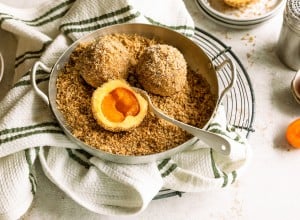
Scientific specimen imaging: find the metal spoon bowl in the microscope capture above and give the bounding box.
[134,88,231,156]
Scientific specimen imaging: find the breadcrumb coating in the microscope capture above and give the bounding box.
[136,44,187,96]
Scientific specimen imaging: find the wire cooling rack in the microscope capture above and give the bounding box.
[153,27,255,200]
[195,27,255,137]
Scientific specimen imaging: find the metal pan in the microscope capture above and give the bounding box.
[31,23,236,164]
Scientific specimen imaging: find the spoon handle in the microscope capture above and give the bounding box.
[149,104,231,155]
[135,87,231,156]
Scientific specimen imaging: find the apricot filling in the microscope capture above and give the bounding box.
[101,88,140,122]
[91,79,148,132]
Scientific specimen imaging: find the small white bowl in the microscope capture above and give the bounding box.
[291,70,300,104]
[196,0,285,29]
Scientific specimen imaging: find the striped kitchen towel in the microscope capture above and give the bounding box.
[0,0,251,219]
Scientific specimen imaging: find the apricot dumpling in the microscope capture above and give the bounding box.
[91,80,148,132]
[136,44,187,97]
[77,37,130,88]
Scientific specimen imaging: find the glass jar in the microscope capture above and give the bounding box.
[276,0,300,71]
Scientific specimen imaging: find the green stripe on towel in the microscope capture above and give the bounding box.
[14,76,49,88]
[75,149,93,159]
[157,158,171,170]
[13,69,49,88]
[221,171,228,188]
[0,6,70,27]
[210,149,221,178]
[15,55,42,68]
[207,122,222,130]
[144,16,194,35]
[0,129,64,144]
[210,149,232,187]
[29,9,71,27]
[208,128,228,138]
[231,170,237,184]
[25,149,37,194]
[210,127,245,145]
[66,149,91,169]
[28,0,74,23]
[59,5,133,30]
[0,122,59,136]
[158,159,178,178]
[15,42,51,64]
[21,69,49,79]
[0,0,74,26]
[62,12,140,35]
[161,163,177,177]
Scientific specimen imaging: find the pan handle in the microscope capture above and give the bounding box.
[214,59,237,104]
[30,61,52,106]
[0,52,4,83]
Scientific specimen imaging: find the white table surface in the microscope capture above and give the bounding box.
[1,0,300,219]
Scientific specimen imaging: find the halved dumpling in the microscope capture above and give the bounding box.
[91,79,148,132]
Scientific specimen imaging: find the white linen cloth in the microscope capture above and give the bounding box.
[0,0,251,219]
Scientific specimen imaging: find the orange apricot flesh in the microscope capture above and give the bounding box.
[101,87,140,122]
[286,118,300,148]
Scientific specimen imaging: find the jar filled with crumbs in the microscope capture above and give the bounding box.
[276,0,300,71]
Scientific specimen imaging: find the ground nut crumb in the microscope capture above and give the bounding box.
[56,33,216,156]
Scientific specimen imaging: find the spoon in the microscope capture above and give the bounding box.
[291,69,300,104]
[135,88,231,156]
